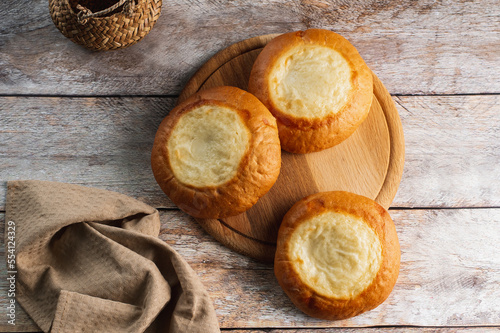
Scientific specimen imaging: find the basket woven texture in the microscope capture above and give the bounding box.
[49,0,162,51]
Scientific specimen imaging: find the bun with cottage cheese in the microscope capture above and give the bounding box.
[274,191,400,320]
[249,29,373,153]
[151,86,281,219]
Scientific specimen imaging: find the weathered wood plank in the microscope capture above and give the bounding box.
[223,327,500,333]
[1,95,499,210]
[165,209,500,328]
[0,0,498,95]
[0,208,499,329]
[393,95,500,207]
[0,96,176,210]
[1,327,498,333]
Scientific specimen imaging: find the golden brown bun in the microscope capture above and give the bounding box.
[151,86,281,219]
[248,29,373,153]
[274,191,400,320]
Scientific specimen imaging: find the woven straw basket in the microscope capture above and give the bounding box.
[49,0,162,51]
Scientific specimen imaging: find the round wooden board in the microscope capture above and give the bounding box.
[178,34,405,262]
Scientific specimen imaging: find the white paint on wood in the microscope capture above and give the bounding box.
[394,95,500,207]
[0,0,498,95]
[0,208,498,329]
[1,95,498,210]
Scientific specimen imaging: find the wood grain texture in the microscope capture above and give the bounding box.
[394,95,500,207]
[1,0,499,331]
[1,326,497,333]
[177,34,398,261]
[0,96,175,210]
[0,95,499,210]
[1,0,499,95]
[373,74,405,207]
[1,208,499,329]
[224,327,500,333]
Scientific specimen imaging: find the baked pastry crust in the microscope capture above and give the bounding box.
[248,29,373,153]
[151,86,281,219]
[274,191,400,320]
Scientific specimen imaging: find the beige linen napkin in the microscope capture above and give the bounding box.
[5,180,220,333]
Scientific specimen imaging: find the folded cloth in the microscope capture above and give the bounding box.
[5,180,220,333]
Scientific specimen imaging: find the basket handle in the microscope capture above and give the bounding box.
[76,0,135,24]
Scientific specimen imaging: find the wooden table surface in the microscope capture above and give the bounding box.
[1,0,499,332]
